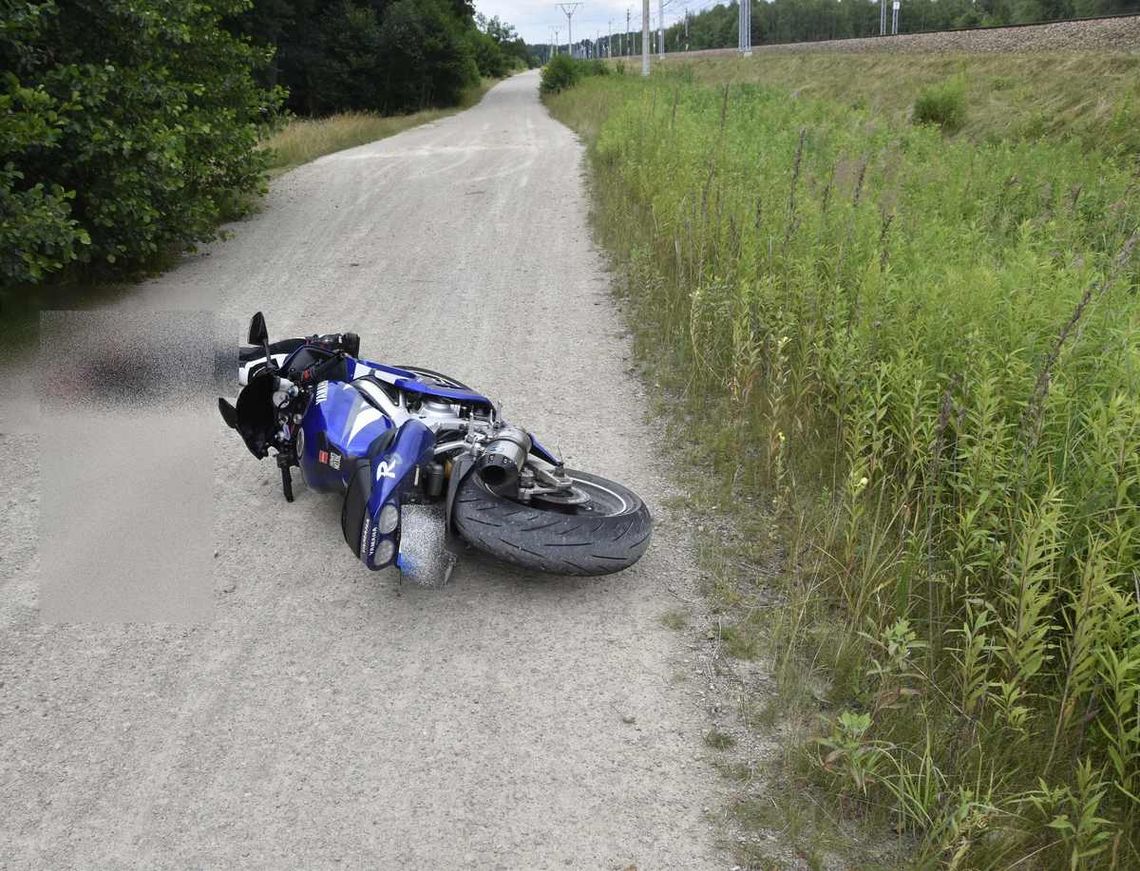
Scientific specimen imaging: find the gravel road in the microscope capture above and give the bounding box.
[0,71,724,869]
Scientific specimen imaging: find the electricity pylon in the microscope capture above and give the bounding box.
[557,3,582,59]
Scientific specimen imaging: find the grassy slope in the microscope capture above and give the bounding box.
[550,53,1140,870]
[263,79,497,175]
[659,51,1140,154]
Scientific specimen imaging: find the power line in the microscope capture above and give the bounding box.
[557,3,583,58]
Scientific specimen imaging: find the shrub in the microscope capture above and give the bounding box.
[0,80,89,283]
[540,55,607,95]
[541,54,579,94]
[913,75,967,132]
[0,0,279,285]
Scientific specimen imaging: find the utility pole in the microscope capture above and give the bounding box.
[641,0,649,76]
[658,0,664,58]
[892,0,900,34]
[608,18,613,58]
[626,8,632,56]
[880,0,887,35]
[554,26,560,55]
[558,3,581,60]
[739,0,751,55]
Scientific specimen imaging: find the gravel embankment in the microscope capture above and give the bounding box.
[670,13,1140,57]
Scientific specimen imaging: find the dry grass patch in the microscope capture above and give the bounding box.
[262,80,497,174]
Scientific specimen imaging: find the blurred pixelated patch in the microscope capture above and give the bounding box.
[38,310,233,411]
[37,311,229,623]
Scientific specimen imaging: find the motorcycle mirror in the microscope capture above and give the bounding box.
[217,397,238,430]
[248,311,275,372]
[248,312,269,346]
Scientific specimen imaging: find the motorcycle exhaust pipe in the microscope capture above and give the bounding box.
[477,426,532,489]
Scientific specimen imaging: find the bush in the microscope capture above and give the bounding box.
[913,75,968,132]
[540,54,607,95]
[0,0,279,285]
[0,80,89,283]
[540,54,578,94]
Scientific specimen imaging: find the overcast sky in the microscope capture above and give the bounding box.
[475,0,698,46]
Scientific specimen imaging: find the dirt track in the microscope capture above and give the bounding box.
[0,71,725,869]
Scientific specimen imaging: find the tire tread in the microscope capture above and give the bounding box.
[453,469,652,576]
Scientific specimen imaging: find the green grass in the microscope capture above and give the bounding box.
[547,56,1140,869]
[262,79,496,174]
[656,52,1140,155]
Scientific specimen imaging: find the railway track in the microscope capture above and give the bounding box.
[652,12,1140,58]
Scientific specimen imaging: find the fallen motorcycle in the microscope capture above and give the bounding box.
[218,313,652,583]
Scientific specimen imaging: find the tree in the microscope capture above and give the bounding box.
[243,0,504,116]
[375,0,478,112]
[1,0,279,285]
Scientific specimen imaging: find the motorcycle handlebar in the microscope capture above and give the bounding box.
[303,353,346,385]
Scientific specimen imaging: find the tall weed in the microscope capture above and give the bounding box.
[913,75,968,133]
[548,72,1140,866]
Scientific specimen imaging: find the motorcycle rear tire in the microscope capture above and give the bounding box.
[452,469,652,576]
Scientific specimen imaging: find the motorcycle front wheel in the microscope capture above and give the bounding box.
[452,469,652,576]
